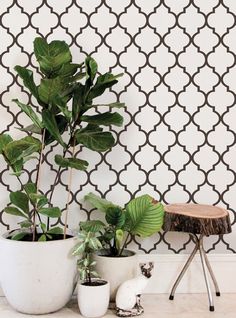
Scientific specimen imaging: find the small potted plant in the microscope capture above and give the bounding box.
[81,193,165,300]
[72,230,110,318]
[0,37,125,314]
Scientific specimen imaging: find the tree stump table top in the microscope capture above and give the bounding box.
[163,203,231,236]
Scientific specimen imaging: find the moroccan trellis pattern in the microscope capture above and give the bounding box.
[0,0,235,253]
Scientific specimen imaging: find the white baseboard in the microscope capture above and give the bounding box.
[1,254,236,296]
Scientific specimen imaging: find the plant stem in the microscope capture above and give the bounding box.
[32,129,45,241]
[119,233,130,256]
[63,140,76,239]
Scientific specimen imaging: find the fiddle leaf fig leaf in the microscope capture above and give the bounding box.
[44,115,67,145]
[0,134,13,154]
[85,56,97,84]
[38,77,65,105]
[4,206,27,218]
[14,66,39,100]
[19,220,32,228]
[47,227,63,235]
[88,73,123,101]
[10,191,29,214]
[53,95,72,122]
[38,207,61,218]
[75,124,115,152]
[42,110,66,147]
[38,234,47,242]
[3,136,41,165]
[81,112,123,127]
[11,232,28,241]
[72,83,85,121]
[12,99,42,129]
[29,193,48,209]
[34,37,72,76]
[55,155,88,171]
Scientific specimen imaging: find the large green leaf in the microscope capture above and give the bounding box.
[80,220,105,233]
[10,191,29,213]
[12,99,42,128]
[126,195,164,237]
[72,84,85,121]
[85,56,97,84]
[4,206,27,218]
[38,207,61,218]
[14,66,39,100]
[34,37,72,76]
[75,124,115,152]
[84,192,120,213]
[55,155,88,171]
[42,110,66,147]
[0,134,13,154]
[38,77,65,105]
[3,136,41,165]
[53,95,71,122]
[11,232,28,241]
[44,115,67,145]
[81,112,123,127]
[88,73,123,101]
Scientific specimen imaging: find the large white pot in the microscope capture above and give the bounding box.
[94,249,137,301]
[0,232,77,314]
[78,279,110,318]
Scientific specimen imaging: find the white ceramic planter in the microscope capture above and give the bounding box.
[0,232,77,314]
[78,280,110,318]
[94,249,137,301]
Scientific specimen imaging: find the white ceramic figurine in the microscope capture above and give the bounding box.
[115,262,154,317]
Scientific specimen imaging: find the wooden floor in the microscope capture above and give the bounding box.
[0,294,236,318]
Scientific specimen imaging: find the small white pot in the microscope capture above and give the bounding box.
[0,232,77,314]
[94,249,137,301]
[78,280,110,318]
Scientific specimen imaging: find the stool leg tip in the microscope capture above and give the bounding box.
[210,306,214,312]
[216,292,220,296]
[169,295,174,300]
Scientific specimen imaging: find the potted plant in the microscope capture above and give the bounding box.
[81,193,165,300]
[0,37,125,314]
[72,230,110,318]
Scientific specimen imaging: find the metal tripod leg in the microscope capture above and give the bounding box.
[202,248,220,296]
[199,236,214,311]
[169,243,199,300]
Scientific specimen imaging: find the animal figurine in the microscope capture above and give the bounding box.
[115,262,154,317]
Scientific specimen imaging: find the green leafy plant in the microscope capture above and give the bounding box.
[72,230,102,285]
[0,37,125,241]
[81,193,165,256]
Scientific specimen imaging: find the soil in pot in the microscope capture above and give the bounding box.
[82,280,107,286]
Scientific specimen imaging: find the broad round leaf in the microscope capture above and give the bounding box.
[126,195,164,237]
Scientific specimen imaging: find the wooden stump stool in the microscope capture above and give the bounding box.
[164,203,231,312]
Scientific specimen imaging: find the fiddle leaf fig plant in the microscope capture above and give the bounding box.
[81,193,165,256]
[0,37,125,241]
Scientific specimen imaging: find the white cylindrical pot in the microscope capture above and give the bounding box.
[0,232,77,314]
[78,280,110,318]
[94,250,137,301]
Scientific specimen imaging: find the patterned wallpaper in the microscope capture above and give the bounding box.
[0,0,235,253]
